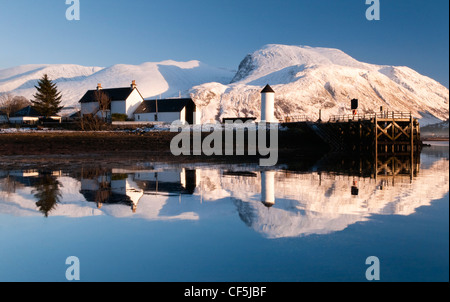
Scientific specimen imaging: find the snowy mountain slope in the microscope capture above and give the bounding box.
[0,61,235,108]
[0,64,103,92]
[191,44,449,125]
[231,44,372,83]
[0,44,448,125]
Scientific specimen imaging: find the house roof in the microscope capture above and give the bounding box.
[13,106,41,117]
[79,87,136,103]
[261,84,275,93]
[134,98,196,114]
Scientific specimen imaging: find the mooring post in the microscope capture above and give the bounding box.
[392,113,395,153]
[359,122,362,152]
[410,113,414,179]
[374,114,378,180]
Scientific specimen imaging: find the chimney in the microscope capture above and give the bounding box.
[97,83,102,90]
[131,80,136,89]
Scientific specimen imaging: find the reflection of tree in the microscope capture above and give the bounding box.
[95,180,111,209]
[33,172,62,218]
[0,175,23,197]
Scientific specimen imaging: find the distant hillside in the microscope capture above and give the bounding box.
[421,119,449,139]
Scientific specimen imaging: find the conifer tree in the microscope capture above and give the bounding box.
[32,74,63,117]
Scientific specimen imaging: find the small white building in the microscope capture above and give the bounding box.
[9,106,40,125]
[79,81,144,119]
[9,106,62,125]
[134,98,200,124]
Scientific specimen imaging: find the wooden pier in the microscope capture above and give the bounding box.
[282,111,422,156]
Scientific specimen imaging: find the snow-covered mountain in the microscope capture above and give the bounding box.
[191,44,449,125]
[0,61,234,108]
[0,44,448,125]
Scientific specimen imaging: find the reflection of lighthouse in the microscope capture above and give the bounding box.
[261,84,276,123]
[351,180,359,196]
[261,171,276,208]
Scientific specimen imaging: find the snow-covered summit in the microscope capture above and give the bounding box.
[192,44,449,125]
[231,44,371,83]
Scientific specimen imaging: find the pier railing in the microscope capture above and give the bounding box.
[282,112,414,124]
[328,111,412,123]
[283,115,311,123]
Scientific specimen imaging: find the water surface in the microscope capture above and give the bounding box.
[0,142,448,282]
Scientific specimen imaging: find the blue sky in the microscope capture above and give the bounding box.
[0,0,448,87]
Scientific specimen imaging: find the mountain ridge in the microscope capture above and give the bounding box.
[191,44,449,125]
[0,44,448,126]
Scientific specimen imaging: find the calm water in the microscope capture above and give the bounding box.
[0,142,448,282]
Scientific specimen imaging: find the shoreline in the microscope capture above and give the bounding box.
[422,137,449,142]
[0,131,329,165]
[2,130,442,165]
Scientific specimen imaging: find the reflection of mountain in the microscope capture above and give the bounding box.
[237,159,448,238]
[0,146,448,238]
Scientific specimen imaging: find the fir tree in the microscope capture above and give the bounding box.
[32,74,63,117]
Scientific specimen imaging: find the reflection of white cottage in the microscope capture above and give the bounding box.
[79,81,144,119]
[132,168,197,196]
[111,176,144,213]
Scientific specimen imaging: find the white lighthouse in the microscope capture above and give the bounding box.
[261,84,276,123]
[261,171,276,208]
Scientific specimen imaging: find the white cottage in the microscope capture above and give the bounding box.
[133,98,200,125]
[79,81,144,119]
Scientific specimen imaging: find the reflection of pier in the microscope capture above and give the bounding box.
[311,151,421,182]
[375,155,419,180]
